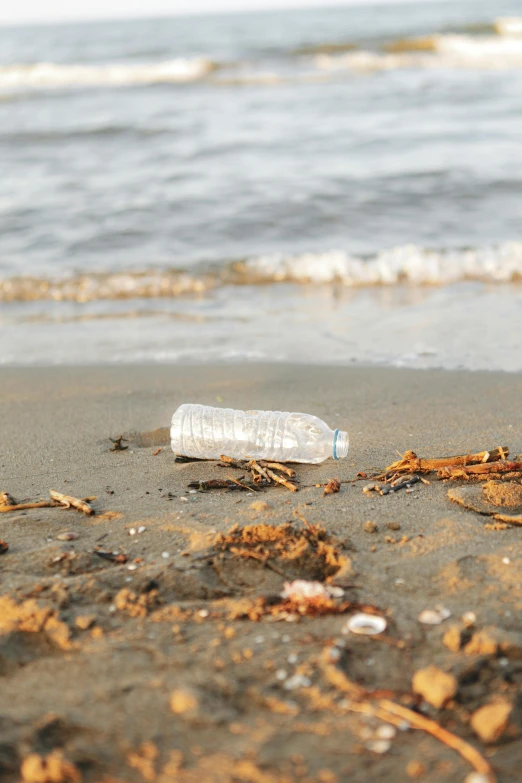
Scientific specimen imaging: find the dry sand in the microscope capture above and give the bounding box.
[1,364,522,783]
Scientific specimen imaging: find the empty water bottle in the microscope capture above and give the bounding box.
[170,404,349,464]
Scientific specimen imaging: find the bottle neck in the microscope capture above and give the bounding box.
[333,430,349,460]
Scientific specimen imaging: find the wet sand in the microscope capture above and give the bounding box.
[1,364,522,783]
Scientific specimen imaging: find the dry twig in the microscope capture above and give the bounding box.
[0,500,56,514]
[50,490,94,516]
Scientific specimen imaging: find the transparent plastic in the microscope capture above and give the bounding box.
[170,404,349,464]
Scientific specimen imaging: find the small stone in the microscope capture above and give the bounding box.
[406,760,426,779]
[464,774,490,783]
[462,611,477,627]
[276,669,288,681]
[250,500,271,512]
[364,521,378,533]
[138,526,146,533]
[170,687,200,716]
[162,551,170,559]
[75,614,96,630]
[412,665,457,709]
[470,701,516,743]
[376,724,396,740]
[464,627,501,656]
[443,625,470,653]
[57,531,79,541]
[128,528,137,536]
[366,739,391,754]
[21,751,81,783]
[387,521,401,531]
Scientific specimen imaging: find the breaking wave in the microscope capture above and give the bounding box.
[318,32,522,72]
[2,243,522,303]
[0,57,217,91]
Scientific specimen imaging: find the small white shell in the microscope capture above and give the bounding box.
[344,613,387,636]
[57,531,79,541]
[418,606,451,625]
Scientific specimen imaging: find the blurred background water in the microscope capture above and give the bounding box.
[1,0,522,369]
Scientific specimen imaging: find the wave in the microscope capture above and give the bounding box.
[317,33,522,72]
[2,243,522,303]
[0,58,217,91]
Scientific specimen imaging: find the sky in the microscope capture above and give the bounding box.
[0,0,424,27]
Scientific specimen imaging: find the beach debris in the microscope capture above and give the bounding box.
[21,750,81,783]
[0,491,15,506]
[364,521,378,533]
[0,498,56,513]
[153,448,162,456]
[189,455,298,493]
[282,580,344,601]
[383,446,509,477]
[462,626,522,658]
[109,434,128,451]
[170,687,200,717]
[418,605,451,625]
[363,476,420,495]
[343,613,387,636]
[375,701,496,782]
[50,490,94,516]
[56,531,79,541]
[439,460,522,480]
[323,478,340,496]
[470,701,519,744]
[443,625,472,653]
[0,540,8,554]
[412,665,457,708]
[93,549,128,564]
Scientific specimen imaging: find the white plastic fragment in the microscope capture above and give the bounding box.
[281,580,344,600]
[344,613,387,636]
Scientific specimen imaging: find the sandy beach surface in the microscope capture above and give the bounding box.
[1,363,522,783]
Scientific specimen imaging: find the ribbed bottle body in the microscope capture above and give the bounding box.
[170,404,348,464]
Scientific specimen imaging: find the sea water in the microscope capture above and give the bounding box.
[1,0,521,370]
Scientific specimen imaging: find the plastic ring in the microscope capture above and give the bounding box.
[333,429,340,460]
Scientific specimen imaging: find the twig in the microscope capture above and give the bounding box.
[218,455,248,469]
[93,549,128,564]
[49,490,94,516]
[438,460,522,479]
[226,474,260,492]
[109,435,128,452]
[153,448,162,456]
[385,447,509,476]
[0,501,57,514]
[264,467,298,492]
[377,699,496,782]
[259,461,296,478]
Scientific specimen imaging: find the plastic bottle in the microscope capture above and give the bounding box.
[170,404,349,464]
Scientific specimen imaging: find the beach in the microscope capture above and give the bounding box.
[2,363,522,782]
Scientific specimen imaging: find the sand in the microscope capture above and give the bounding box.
[1,364,522,783]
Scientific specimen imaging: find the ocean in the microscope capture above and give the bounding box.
[1,0,522,370]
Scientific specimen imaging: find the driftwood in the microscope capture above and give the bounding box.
[439,460,522,480]
[385,447,509,476]
[49,490,94,516]
[0,500,57,514]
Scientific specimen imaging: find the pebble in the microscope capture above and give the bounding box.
[376,724,396,740]
[462,611,477,627]
[57,532,79,541]
[412,665,457,709]
[366,739,391,754]
[162,551,170,559]
[363,521,378,533]
[127,564,138,571]
[387,521,401,531]
[284,674,311,690]
[128,528,137,536]
[470,701,515,743]
[275,669,287,681]
[287,653,298,664]
[502,557,511,564]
